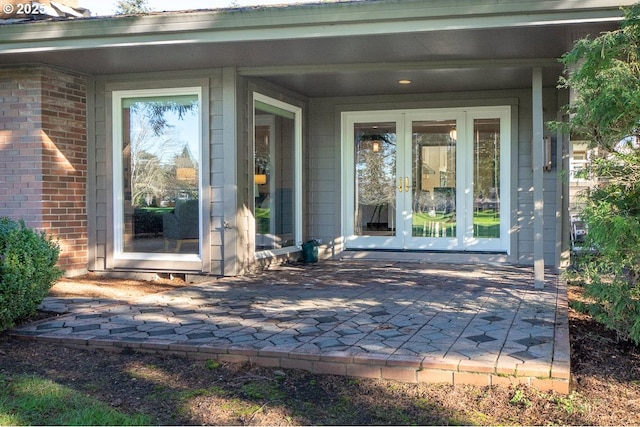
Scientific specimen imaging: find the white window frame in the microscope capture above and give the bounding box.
[112,87,203,263]
[252,92,303,259]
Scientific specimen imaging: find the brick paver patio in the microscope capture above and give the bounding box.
[11,261,570,393]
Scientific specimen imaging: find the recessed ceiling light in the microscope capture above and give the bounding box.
[398,79,412,85]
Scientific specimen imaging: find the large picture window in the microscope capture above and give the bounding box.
[113,88,202,260]
[253,93,302,255]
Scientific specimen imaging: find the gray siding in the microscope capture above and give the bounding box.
[307,88,565,267]
[515,88,563,266]
[87,70,224,275]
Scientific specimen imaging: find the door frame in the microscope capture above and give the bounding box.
[342,110,405,249]
[341,106,511,252]
[252,92,304,258]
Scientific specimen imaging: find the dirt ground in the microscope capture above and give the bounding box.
[47,273,190,300]
[1,275,640,425]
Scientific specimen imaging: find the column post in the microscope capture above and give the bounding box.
[532,67,545,289]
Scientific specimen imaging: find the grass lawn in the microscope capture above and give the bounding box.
[473,210,500,238]
[0,374,151,425]
[412,212,456,237]
[412,210,501,238]
[255,207,270,234]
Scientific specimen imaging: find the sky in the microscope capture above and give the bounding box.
[77,0,313,16]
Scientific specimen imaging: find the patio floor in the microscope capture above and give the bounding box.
[11,261,570,393]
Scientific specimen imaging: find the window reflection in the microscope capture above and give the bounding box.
[120,94,200,254]
[354,123,397,236]
[254,101,296,251]
[411,120,457,238]
[473,118,500,238]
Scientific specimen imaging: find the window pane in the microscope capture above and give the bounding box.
[120,94,200,254]
[411,120,457,238]
[354,122,397,236]
[254,104,296,250]
[473,118,500,239]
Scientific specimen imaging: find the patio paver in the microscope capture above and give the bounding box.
[10,261,570,393]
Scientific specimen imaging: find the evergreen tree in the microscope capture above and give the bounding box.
[115,0,151,15]
[559,3,640,344]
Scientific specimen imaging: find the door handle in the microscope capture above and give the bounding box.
[405,177,410,192]
[398,178,403,192]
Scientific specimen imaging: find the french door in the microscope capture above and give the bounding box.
[343,107,510,252]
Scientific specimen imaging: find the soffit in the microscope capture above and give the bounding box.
[0,0,628,97]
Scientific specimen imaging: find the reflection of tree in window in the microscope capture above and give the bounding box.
[253,103,296,251]
[473,119,500,238]
[125,99,199,208]
[120,96,200,254]
[355,125,397,234]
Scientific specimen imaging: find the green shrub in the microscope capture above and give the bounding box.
[134,207,171,235]
[0,218,63,332]
[574,165,640,344]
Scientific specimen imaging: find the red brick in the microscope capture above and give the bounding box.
[0,66,88,273]
[229,347,259,356]
[516,363,551,378]
[351,352,387,365]
[314,361,347,376]
[347,363,382,380]
[186,352,216,361]
[140,341,170,351]
[274,358,310,372]
[218,354,250,364]
[319,351,354,363]
[289,351,321,361]
[258,348,292,358]
[453,372,491,387]
[551,361,571,380]
[417,369,454,384]
[491,375,530,388]
[531,378,570,394]
[249,356,281,368]
[458,359,497,374]
[421,356,459,371]
[381,366,418,383]
[387,354,422,368]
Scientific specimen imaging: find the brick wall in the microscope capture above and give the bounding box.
[0,66,87,275]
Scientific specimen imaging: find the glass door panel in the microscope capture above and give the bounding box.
[354,122,397,236]
[473,118,501,239]
[411,120,457,239]
[254,100,298,251]
[343,107,509,253]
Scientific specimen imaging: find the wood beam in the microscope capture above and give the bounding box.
[238,58,561,77]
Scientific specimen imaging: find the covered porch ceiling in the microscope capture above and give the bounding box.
[0,1,626,97]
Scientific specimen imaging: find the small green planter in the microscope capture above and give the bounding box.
[302,240,319,263]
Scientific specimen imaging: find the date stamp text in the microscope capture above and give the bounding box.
[2,2,47,17]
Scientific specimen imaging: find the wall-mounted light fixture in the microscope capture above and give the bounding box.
[531,137,553,172]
